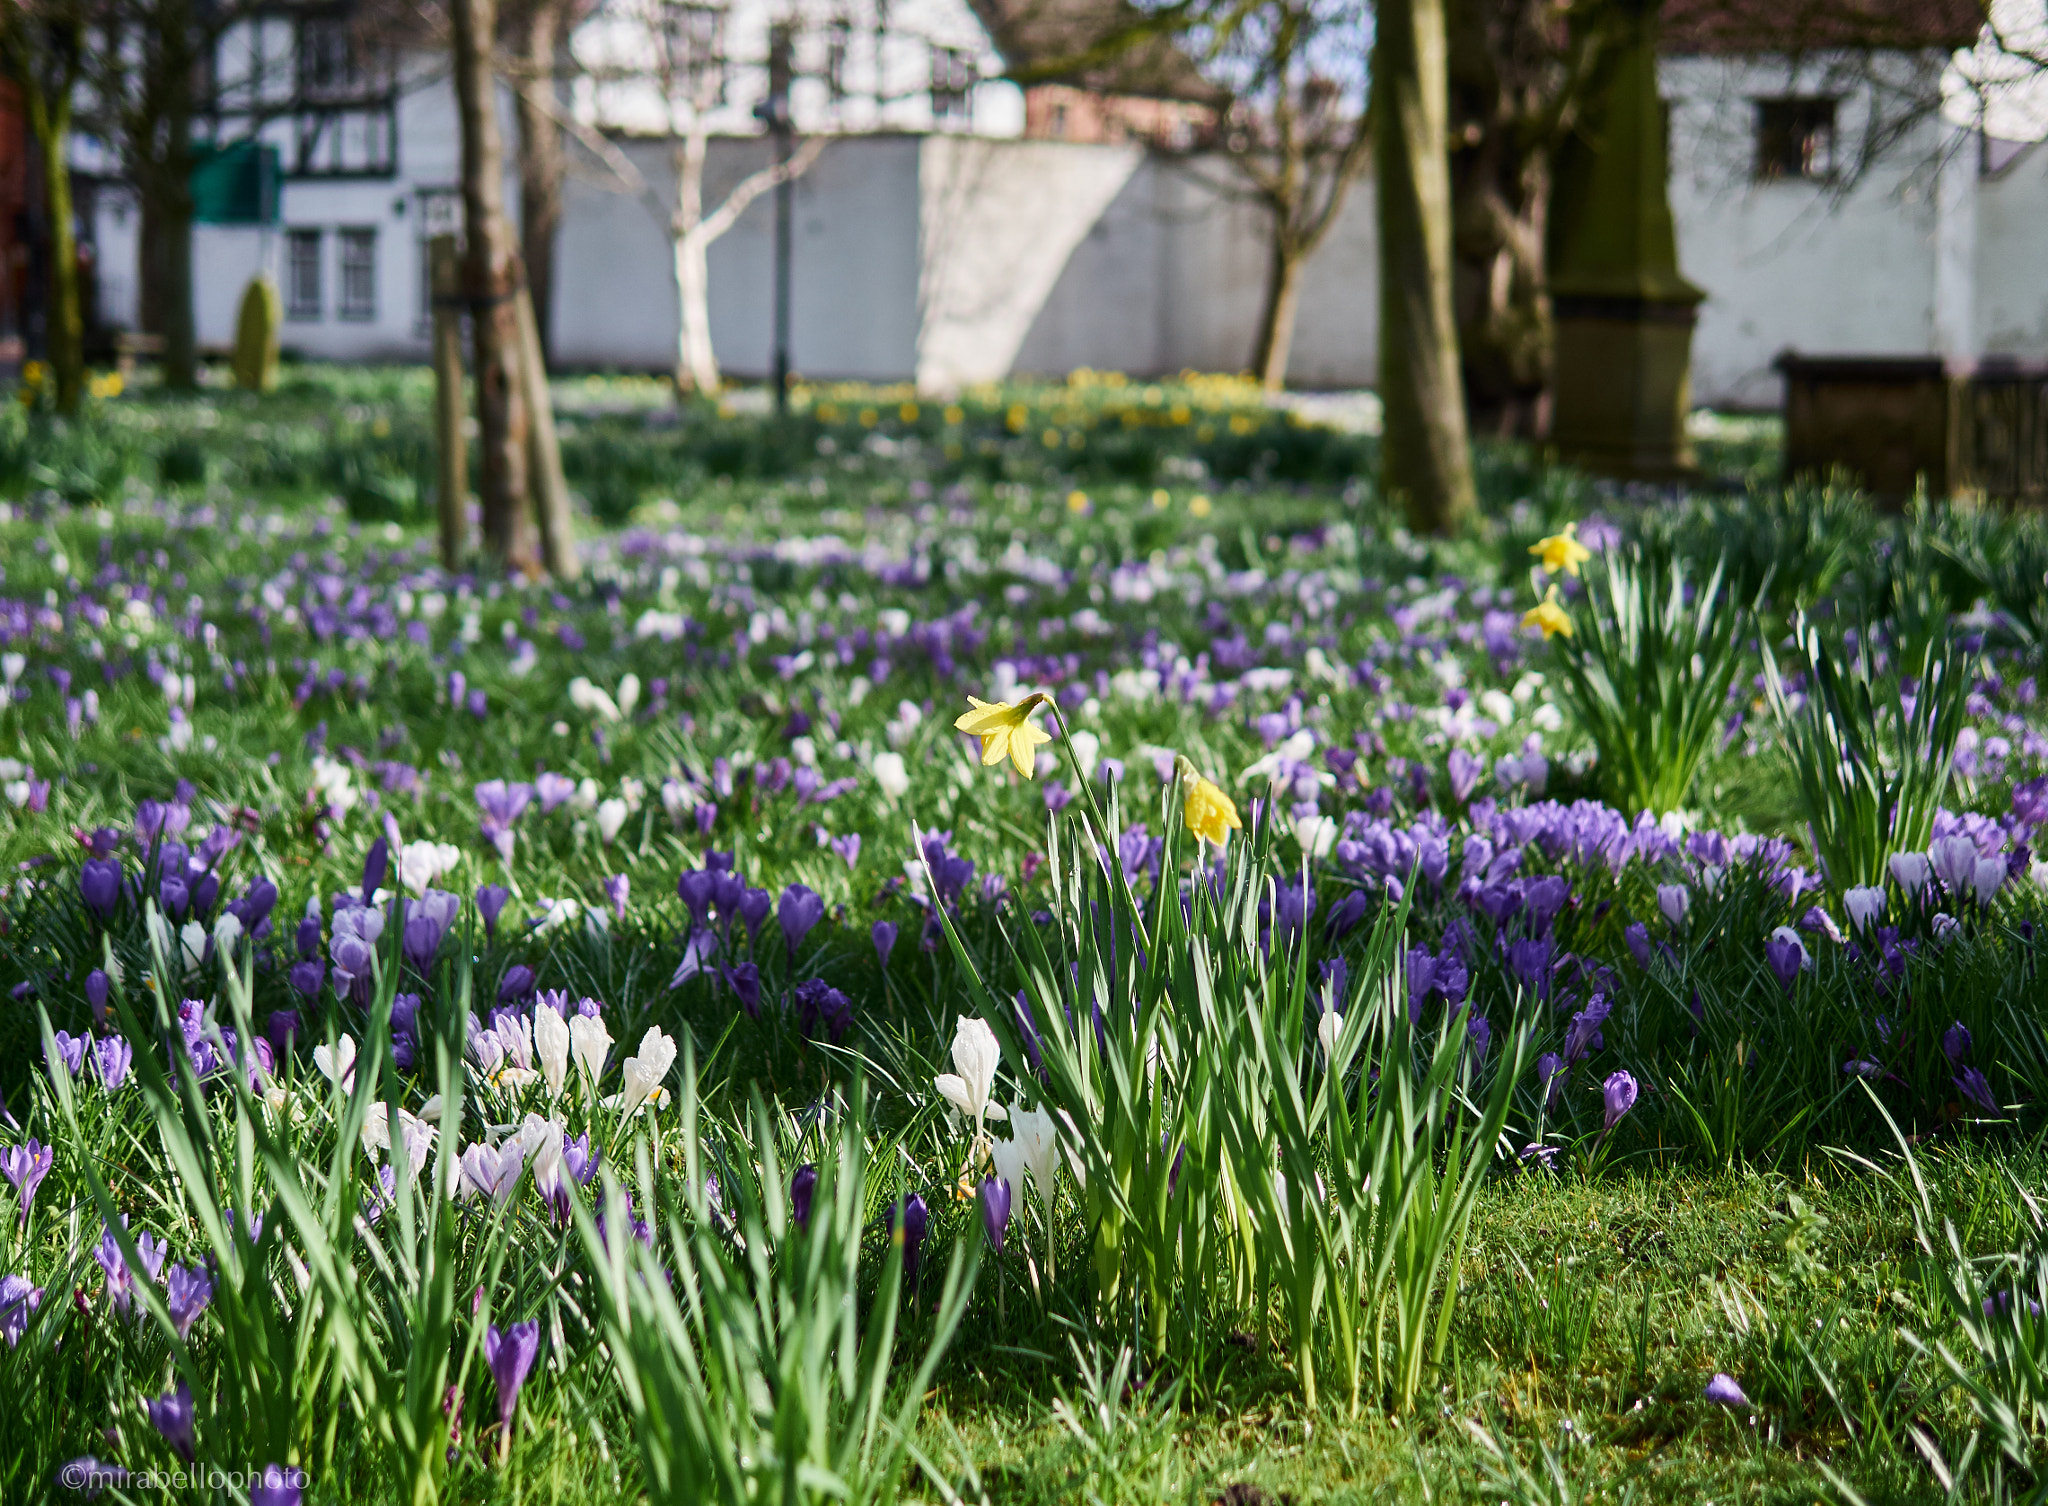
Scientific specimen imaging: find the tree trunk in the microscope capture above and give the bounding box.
[451,0,537,573]
[1374,0,1478,534]
[158,174,199,390]
[1450,157,1551,438]
[671,127,719,396]
[514,0,566,366]
[1253,237,1307,394]
[1446,0,1562,440]
[29,88,83,415]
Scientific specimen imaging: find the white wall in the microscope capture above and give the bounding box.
[1977,143,2048,357]
[554,134,923,379]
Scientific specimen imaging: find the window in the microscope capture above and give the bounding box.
[661,2,726,105]
[286,229,322,320]
[339,228,377,320]
[1755,98,1837,181]
[930,47,974,124]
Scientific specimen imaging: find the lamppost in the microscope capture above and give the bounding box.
[755,24,795,415]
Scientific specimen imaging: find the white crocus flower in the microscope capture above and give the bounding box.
[458,1139,526,1203]
[314,1034,358,1089]
[180,920,209,974]
[616,1027,677,1117]
[568,677,622,722]
[595,798,629,845]
[1317,1009,1342,1064]
[616,674,641,717]
[989,1133,1027,1203]
[570,1013,614,1098]
[212,911,244,960]
[534,1005,570,1100]
[1005,1103,1063,1207]
[397,840,462,895]
[363,1103,436,1174]
[872,751,910,803]
[933,1016,1008,1131]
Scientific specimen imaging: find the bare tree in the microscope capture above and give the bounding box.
[1,0,89,413]
[569,0,823,396]
[1187,0,1371,391]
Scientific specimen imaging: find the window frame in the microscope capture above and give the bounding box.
[1753,96,1839,183]
[337,225,378,322]
[285,227,324,321]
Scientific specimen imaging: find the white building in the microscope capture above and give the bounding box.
[85,0,2048,406]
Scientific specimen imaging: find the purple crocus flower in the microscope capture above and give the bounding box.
[1955,1068,1999,1115]
[361,836,389,904]
[402,889,460,975]
[873,920,898,969]
[677,869,715,930]
[1,1139,53,1227]
[86,968,111,1028]
[147,1380,197,1461]
[1943,1021,1973,1065]
[93,1035,133,1091]
[167,1262,213,1340]
[1467,1014,1492,1063]
[57,1458,128,1495]
[890,1194,930,1277]
[604,873,630,920]
[719,961,762,1016]
[250,1464,306,1506]
[1602,1071,1638,1131]
[1703,1373,1748,1408]
[536,771,577,813]
[1536,1052,1566,1110]
[0,1273,42,1347]
[790,1164,817,1232]
[738,887,772,938]
[48,1030,86,1077]
[476,884,511,941]
[289,959,324,1000]
[1764,927,1806,994]
[80,857,122,921]
[831,833,861,869]
[980,1175,1012,1255]
[793,978,853,1043]
[778,884,824,958]
[484,1320,542,1435]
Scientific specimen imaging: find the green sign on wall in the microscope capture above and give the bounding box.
[190,141,281,225]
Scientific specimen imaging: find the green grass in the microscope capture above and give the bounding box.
[0,366,2043,1505]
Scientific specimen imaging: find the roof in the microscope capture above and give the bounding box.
[964,0,1224,103]
[1661,0,1988,55]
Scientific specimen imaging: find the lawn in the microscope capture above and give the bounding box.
[0,364,2044,1505]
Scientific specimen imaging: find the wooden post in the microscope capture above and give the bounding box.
[430,235,469,569]
[515,285,578,578]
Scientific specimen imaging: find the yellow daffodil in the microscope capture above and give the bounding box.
[1528,521,1593,577]
[1522,585,1574,640]
[955,694,1053,777]
[1178,756,1243,845]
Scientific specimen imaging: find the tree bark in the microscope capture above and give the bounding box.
[1374,0,1478,534]
[157,168,198,390]
[514,0,567,366]
[1253,239,1306,394]
[452,0,538,573]
[670,127,719,396]
[28,85,83,415]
